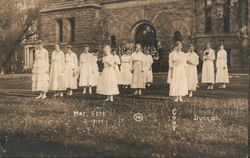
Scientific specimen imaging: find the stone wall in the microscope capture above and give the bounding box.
[193,0,248,69]
[39,0,248,70]
[40,5,102,56]
[100,0,194,71]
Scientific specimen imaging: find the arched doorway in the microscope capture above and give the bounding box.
[134,23,161,72]
[135,23,157,49]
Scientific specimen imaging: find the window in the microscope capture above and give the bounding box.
[56,19,63,42]
[174,31,182,42]
[223,0,231,33]
[111,35,116,48]
[205,8,212,33]
[68,18,75,42]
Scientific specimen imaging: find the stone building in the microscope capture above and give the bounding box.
[40,0,249,72]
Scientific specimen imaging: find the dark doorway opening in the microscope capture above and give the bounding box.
[135,23,157,49]
[135,23,161,72]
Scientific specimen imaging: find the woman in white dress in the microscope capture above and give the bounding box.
[64,45,78,96]
[144,49,153,87]
[120,50,132,88]
[32,41,49,99]
[91,50,100,87]
[49,44,66,97]
[186,45,199,97]
[97,45,119,102]
[111,49,121,85]
[131,44,145,95]
[168,41,188,102]
[216,44,229,88]
[202,43,215,90]
[79,45,94,94]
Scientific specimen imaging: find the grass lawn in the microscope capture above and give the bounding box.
[0,74,248,158]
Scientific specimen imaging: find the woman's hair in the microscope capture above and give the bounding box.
[83,44,89,48]
[66,45,72,49]
[188,44,194,51]
[135,43,141,47]
[37,40,43,45]
[175,41,182,47]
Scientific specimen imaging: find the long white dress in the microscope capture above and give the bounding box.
[97,55,119,95]
[32,48,49,92]
[144,54,153,83]
[120,55,132,85]
[79,53,94,87]
[202,49,215,83]
[131,52,145,89]
[49,50,66,91]
[216,49,229,83]
[65,51,78,89]
[186,52,199,91]
[114,55,121,84]
[91,54,99,86]
[168,50,188,96]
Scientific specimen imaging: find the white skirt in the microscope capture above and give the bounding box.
[216,67,229,83]
[64,66,78,89]
[32,60,49,92]
[120,63,132,85]
[97,67,119,95]
[202,61,215,83]
[169,65,188,96]
[79,63,94,87]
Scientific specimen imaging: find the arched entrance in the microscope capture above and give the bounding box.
[134,23,161,72]
[135,23,157,49]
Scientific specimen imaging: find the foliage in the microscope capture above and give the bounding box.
[0,0,40,73]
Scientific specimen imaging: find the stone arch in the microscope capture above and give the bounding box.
[171,20,191,36]
[129,20,156,42]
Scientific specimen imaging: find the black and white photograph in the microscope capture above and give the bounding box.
[0,0,249,157]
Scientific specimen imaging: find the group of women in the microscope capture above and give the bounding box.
[32,41,153,101]
[32,40,229,102]
[168,41,229,102]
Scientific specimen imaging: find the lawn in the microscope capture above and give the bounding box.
[0,74,248,158]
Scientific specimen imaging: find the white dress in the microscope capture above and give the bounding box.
[49,50,66,91]
[168,51,188,96]
[114,55,121,84]
[186,52,199,91]
[131,52,145,89]
[216,49,229,83]
[91,54,99,86]
[202,49,215,83]
[97,55,119,95]
[32,48,49,92]
[65,51,78,89]
[79,53,94,87]
[144,54,153,83]
[120,55,132,85]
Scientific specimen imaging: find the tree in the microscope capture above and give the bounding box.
[237,0,249,69]
[0,0,40,73]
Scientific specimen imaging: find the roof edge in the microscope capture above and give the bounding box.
[41,3,101,13]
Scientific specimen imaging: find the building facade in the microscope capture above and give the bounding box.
[39,0,249,72]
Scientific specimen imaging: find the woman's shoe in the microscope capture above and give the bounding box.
[104,98,110,102]
[174,98,179,102]
[36,94,42,99]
